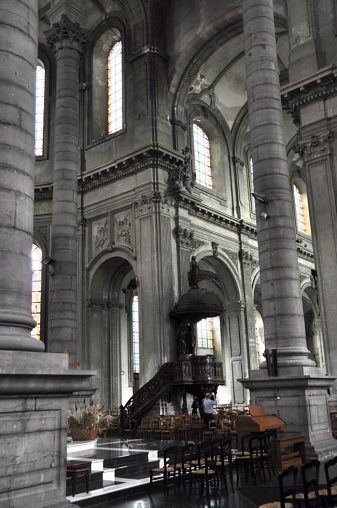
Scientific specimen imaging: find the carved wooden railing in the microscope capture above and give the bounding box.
[123,362,175,422]
[123,356,225,424]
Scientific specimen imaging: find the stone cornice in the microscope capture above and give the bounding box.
[282,66,337,119]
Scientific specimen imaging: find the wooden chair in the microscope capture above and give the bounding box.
[150,445,180,487]
[258,465,297,508]
[235,433,262,487]
[190,442,217,493]
[319,455,337,507]
[296,459,320,507]
[210,437,234,492]
[176,442,194,482]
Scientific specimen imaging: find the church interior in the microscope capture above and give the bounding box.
[2,0,337,506]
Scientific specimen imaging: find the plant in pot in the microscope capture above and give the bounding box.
[68,401,104,441]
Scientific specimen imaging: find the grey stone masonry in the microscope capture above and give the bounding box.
[242,0,312,367]
[46,16,87,357]
[0,0,44,351]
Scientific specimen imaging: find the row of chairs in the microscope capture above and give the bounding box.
[150,437,234,493]
[260,456,337,508]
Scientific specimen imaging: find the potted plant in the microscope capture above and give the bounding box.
[68,401,104,441]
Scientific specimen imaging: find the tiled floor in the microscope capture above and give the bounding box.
[67,438,277,507]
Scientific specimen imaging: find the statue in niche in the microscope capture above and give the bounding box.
[188,256,200,289]
[177,322,196,356]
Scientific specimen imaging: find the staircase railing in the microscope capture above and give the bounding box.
[123,362,175,423]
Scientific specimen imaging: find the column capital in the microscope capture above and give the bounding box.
[296,131,333,161]
[46,15,88,54]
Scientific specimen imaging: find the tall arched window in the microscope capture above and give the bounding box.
[107,40,123,134]
[92,27,123,141]
[35,60,45,156]
[131,294,140,373]
[193,123,213,189]
[31,244,43,340]
[293,183,311,235]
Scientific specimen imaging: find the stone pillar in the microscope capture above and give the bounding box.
[46,16,87,357]
[0,0,44,352]
[0,3,96,506]
[241,0,337,461]
[243,0,312,368]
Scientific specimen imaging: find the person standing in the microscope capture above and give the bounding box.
[202,393,217,426]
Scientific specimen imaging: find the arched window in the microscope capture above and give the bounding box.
[107,40,123,134]
[193,123,213,189]
[35,60,45,156]
[293,183,311,235]
[197,316,220,352]
[31,244,43,340]
[92,28,123,141]
[131,294,139,373]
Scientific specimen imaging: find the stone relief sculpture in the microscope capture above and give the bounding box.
[168,145,195,194]
[94,219,108,250]
[114,212,132,246]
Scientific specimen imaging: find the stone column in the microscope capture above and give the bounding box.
[241,0,337,461]
[46,16,87,357]
[243,0,312,368]
[0,0,44,352]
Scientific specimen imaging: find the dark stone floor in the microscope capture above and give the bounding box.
[78,483,258,508]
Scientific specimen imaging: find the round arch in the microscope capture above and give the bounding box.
[85,254,137,410]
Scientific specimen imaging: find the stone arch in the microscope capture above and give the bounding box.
[85,254,137,409]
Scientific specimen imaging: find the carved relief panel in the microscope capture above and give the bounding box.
[92,217,109,255]
[113,210,133,249]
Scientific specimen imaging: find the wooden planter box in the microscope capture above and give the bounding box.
[71,427,97,441]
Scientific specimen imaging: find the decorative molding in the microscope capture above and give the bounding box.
[175,226,204,251]
[232,156,245,168]
[35,185,53,201]
[212,242,218,257]
[222,248,239,266]
[295,132,332,160]
[282,67,337,111]
[45,15,88,54]
[239,249,259,271]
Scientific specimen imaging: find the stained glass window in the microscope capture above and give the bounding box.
[35,60,45,156]
[294,184,306,233]
[107,40,123,134]
[31,244,42,340]
[131,294,139,373]
[193,123,213,189]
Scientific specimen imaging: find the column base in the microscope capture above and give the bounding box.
[0,351,96,508]
[240,366,337,463]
